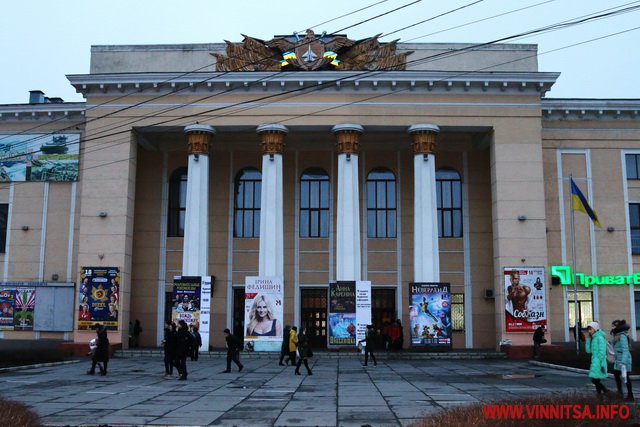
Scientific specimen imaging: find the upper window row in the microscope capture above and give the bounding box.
[168,167,463,239]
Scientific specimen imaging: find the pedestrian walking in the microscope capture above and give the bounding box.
[289,326,298,366]
[132,319,142,348]
[532,325,547,357]
[162,321,177,378]
[295,327,313,375]
[358,324,378,367]
[87,324,109,376]
[611,319,634,401]
[279,324,291,366]
[223,328,244,373]
[191,325,202,361]
[175,320,195,380]
[586,321,609,395]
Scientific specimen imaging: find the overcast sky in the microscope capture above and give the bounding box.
[2,0,639,104]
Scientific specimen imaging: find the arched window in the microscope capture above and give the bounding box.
[367,168,396,238]
[300,168,329,238]
[234,168,262,238]
[168,167,188,237]
[436,168,462,238]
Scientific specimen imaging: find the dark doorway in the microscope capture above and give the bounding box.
[300,288,328,348]
[372,288,396,330]
[232,287,245,346]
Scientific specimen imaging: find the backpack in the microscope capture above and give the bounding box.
[606,341,616,364]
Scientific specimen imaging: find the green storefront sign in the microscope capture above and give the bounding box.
[551,265,640,288]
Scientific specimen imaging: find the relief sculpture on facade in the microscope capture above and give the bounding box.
[212,29,412,72]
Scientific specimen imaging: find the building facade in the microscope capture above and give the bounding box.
[0,33,639,350]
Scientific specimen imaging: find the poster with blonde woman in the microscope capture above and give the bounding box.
[245,277,283,352]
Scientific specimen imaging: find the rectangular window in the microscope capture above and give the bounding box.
[626,154,640,179]
[630,203,640,254]
[451,293,464,331]
[0,203,8,253]
[568,291,594,329]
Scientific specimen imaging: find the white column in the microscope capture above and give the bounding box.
[257,124,288,277]
[182,124,215,276]
[409,124,440,282]
[333,124,364,281]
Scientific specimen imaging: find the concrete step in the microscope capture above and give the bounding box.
[115,349,507,360]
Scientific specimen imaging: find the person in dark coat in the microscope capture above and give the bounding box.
[223,328,244,373]
[295,327,313,375]
[162,321,177,378]
[611,319,634,401]
[532,325,547,357]
[175,320,195,380]
[87,323,109,376]
[191,326,202,361]
[132,319,142,348]
[358,324,378,367]
[279,325,291,366]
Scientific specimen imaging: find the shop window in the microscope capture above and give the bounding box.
[451,293,464,331]
[626,154,640,179]
[568,291,594,330]
[167,167,188,237]
[300,168,329,238]
[436,168,462,238]
[630,203,640,254]
[234,168,261,238]
[366,168,396,238]
[0,203,7,253]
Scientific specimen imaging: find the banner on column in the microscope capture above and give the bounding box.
[504,267,547,332]
[355,281,372,344]
[172,276,202,328]
[328,281,356,346]
[409,282,452,348]
[78,267,120,331]
[200,276,212,351]
[244,276,284,352]
[0,288,14,330]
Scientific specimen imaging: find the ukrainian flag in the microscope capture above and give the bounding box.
[570,177,601,228]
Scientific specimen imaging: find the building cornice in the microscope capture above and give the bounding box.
[67,71,560,97]
[542,98,640,120]
[0,102,86,122]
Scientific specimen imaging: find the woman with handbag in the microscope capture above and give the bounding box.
[295,327,313,376]
[611,319,634,401]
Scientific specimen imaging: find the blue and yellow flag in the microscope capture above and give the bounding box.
[570,177,601,228]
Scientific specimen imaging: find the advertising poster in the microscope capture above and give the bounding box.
[355,281,372,344]
[78,267,120,331]
[409,282,452,348]
[244,276,284,352]
[0,288,14,330]
[13,288,35,331]
[199,276,212,352]
[0,133,80,182]
[172,276,202,327]
[504,267,547,332]
[328,281,357,346]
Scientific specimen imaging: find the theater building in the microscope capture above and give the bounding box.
[0,31,639,351]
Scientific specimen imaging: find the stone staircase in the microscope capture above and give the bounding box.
[115,349,507,360]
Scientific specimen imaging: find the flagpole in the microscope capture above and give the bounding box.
[570,174,580,355]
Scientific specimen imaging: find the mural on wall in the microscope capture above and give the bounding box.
[0,133,79,182]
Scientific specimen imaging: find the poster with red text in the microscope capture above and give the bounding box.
[504,267,547,332]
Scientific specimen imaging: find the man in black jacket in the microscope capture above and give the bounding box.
[359,324,378,367]
[176,320,195,380]
[532,325,547,357]
[223,328,244,373]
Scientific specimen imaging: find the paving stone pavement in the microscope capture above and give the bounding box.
[0,355,633,426]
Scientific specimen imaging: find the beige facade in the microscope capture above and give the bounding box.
[1,37,639,351]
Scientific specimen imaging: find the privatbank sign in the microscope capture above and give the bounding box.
[551,265,640,288]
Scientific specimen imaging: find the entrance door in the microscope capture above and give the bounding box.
[232,287,245,346]
[300,288,328,348]
[371,288,396,330]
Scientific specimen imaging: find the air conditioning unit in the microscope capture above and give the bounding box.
[484,289,495,299]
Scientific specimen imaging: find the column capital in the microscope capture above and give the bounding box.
[257,123,288,155]
[408,123,439,155]
[184,124,216,155]
[332,123,364,154]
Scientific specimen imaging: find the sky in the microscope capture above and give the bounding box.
[1,0,639,105]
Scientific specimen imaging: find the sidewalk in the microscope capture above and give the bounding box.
[0,355,618,426]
